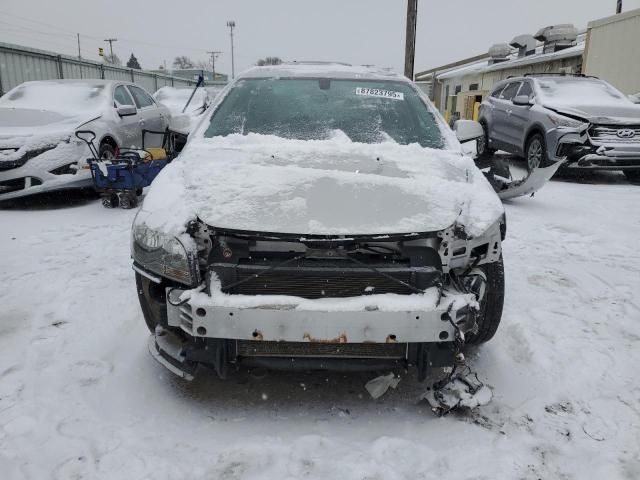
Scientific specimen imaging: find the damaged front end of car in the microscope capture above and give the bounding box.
[551,115,640,172]
[132,212,506,383]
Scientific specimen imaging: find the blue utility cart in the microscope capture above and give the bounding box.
[76,129,184,208]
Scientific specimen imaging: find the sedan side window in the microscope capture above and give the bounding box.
[114,85,135,107]
[500,82,521,101]
[127,85,155,109]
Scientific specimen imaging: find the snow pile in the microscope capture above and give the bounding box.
[141,133,503,237]
[1,177,640,478]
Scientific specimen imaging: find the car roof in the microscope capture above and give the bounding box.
[20,79,130,87]
[238,62,409,83]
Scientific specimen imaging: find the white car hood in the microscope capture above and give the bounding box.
[141,133,504,237]
[0,108,98,164]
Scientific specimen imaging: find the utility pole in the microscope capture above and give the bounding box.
[104,38,118,61]
[207,51,222,81]
[404,0,418,80]
[616,0,622,13]
[77,33,81,60]
[227,20,236,79]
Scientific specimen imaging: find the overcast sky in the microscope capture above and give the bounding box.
[1,0,639,78]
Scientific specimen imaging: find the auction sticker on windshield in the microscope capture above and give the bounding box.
[355,87,404,100]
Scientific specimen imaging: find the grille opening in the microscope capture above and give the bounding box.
[237,341,407,359]
[49,163,77,175]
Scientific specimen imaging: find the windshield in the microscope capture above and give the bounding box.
[536,77,631,106]
[203,78,446,148]
[0,81,108,115]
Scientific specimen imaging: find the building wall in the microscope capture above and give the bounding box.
[583,8,640,94]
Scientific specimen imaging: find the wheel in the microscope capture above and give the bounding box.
[119,192,137,209]
[623,170,640,185]
[101,193,118,208]
[99,143,116,160]
[525,133,548,172]
[466,258,505,345]
[476,123,496,159]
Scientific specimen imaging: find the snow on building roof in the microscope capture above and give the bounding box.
[433,35,585,81]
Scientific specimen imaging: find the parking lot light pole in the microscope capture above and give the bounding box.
[227,21,236,80]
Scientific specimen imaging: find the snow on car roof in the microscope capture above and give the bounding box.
[239,63,408,82]
[0,79,113,116]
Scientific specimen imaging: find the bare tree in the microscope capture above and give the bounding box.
[257,56,283,66]
[104,53,122,65]
[195,60,211,70]
[173,56,195,69]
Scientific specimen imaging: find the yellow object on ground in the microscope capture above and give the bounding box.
[144,148,167,161]
[473,102,481,121]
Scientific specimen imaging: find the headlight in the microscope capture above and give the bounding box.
[131,220,199,286]
[548,113,587,129]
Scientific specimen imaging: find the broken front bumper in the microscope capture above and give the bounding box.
[555,129,640,171]
[165,288,468,344]
[147,287,475,380]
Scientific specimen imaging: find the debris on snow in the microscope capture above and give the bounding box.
[365,373,401,399]
[422,370,492,416]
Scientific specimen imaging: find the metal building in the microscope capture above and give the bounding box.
[583,8,640,94]
[415,8,640,124]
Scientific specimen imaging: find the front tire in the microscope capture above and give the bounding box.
[525,133,549,172]
[99,143,116,160]
[466,258,505,345]
[476,122,496,159]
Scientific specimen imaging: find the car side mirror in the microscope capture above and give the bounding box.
[117,105,137,117]
[454,120,484,143]
[513,95,533,106]
[628,94,640,104]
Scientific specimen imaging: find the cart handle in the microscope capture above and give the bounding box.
[75,130,99,159]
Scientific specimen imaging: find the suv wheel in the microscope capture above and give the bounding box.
[476,123,495,158]
[526,133,548,172]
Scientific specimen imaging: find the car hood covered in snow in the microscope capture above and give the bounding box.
[0,108,98,166]
[141,133,504,238]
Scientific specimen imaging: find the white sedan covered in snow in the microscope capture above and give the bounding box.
[153,86,220,136]
[0,79,170,201]
[132,63,506,384]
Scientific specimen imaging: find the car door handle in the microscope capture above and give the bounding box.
[139,119,145,125]
[506,109,513,115]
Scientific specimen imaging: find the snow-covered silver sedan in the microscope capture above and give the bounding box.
[0,79,170,200]
[132,63,506,383]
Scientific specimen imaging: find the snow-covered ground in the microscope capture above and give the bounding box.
[1,173,639,479]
